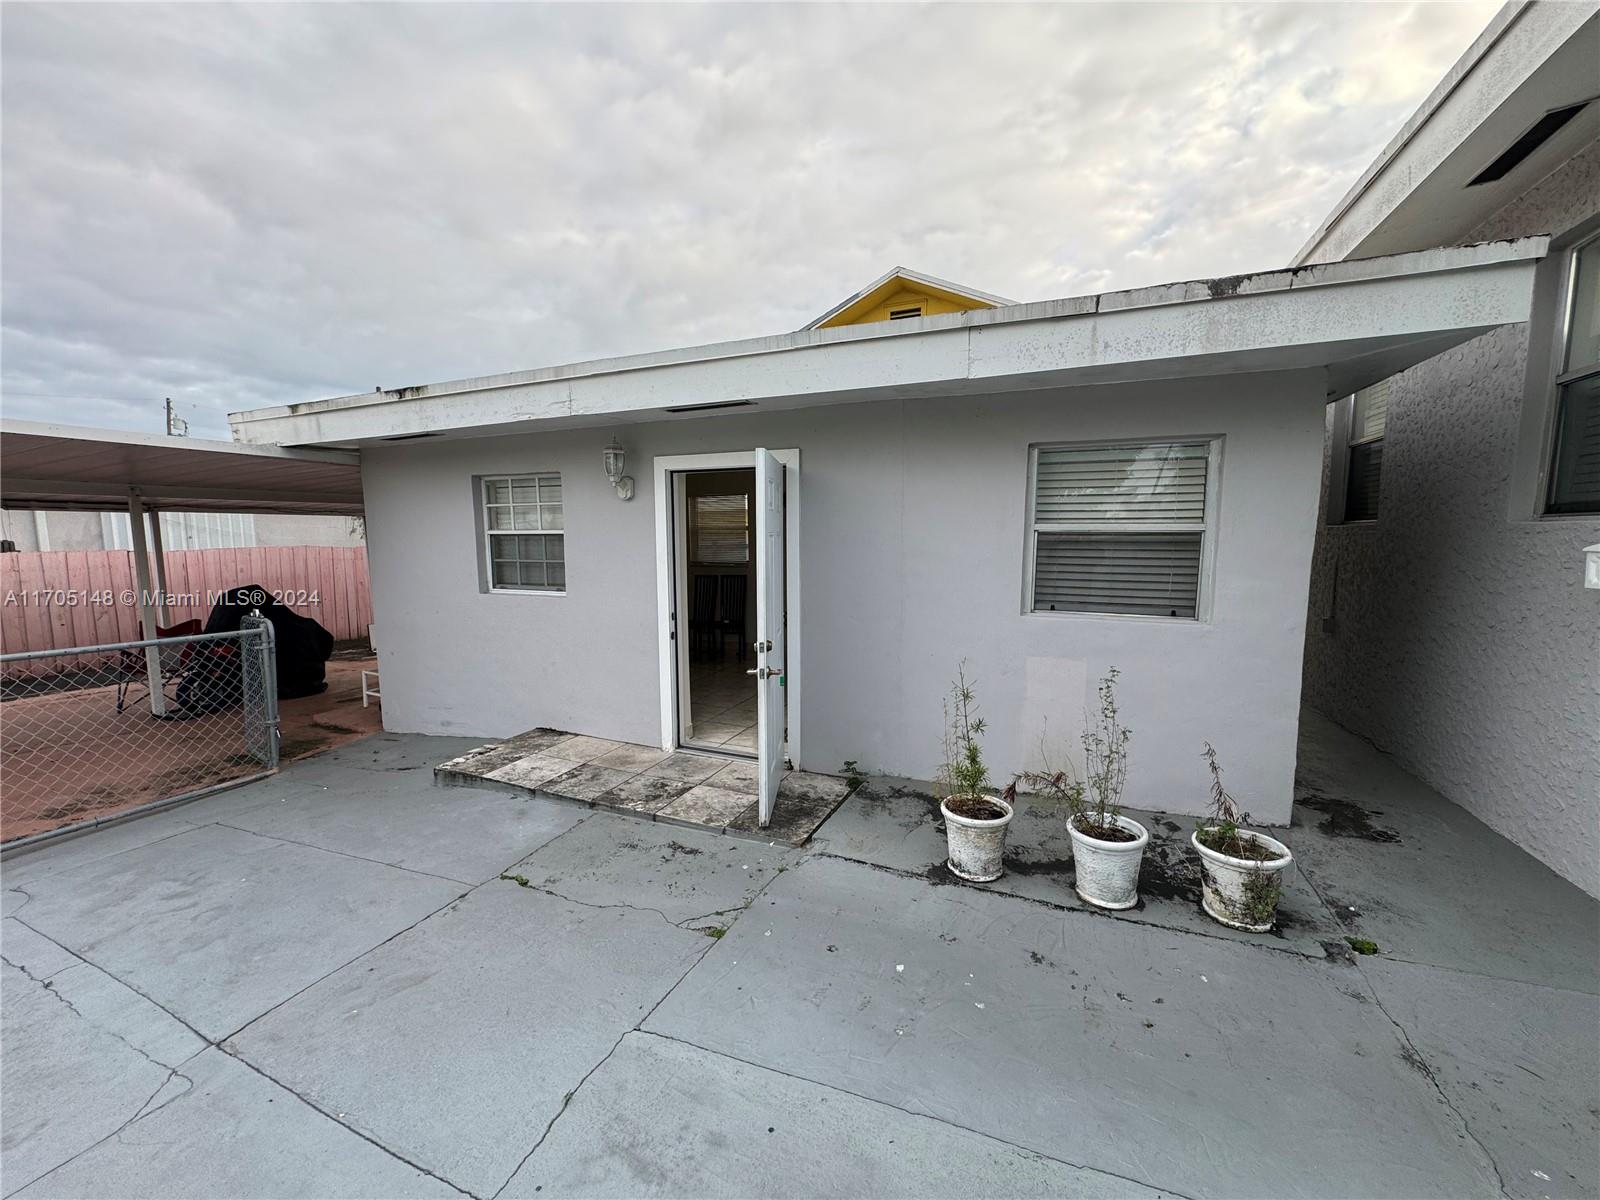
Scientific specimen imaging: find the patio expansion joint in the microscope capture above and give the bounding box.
[488,864,791,1199]
[219,883,472,1047]
[212,819,479,887]
[631,1029,1200,1200]
[1349,964,1510,1197]
[807,850,1332,962]
[218,1049,477,1200]
[1290,852,1514,1195]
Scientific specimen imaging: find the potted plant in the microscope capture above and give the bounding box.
[937,663,1012,882]
[1191,744,1293,931]
[1066,668,1148,910]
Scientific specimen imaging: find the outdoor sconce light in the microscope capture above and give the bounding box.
[603,438,635,501]
[1585,544,1600,590]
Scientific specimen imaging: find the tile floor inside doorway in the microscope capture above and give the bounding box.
[435,728,855,846]
[683,656,758,754]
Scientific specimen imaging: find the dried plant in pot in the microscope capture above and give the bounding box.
[1191,744,1293,933]
[1066,668,1148,910]
[937,664,1012,882]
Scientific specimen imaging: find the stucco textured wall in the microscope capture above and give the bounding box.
[1305,144,1600,898]
[363,371,1326,824]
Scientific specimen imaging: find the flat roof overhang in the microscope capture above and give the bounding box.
[1294,4,1599,265]
[0,421,363,516]
[228,238,1548,449]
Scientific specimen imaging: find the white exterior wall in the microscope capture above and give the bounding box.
[364,370,1326,824]
[1305,143,1600,897]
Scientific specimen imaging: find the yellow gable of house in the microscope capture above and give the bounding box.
[805,268,1014,330]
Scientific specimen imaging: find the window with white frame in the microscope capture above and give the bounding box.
[1342,378,1390,522]
[1548,231,1600,514]
[482,474,564,591]
[1027,441,1213,619]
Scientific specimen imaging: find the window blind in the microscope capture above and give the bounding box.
[691,493,750,564]
[1030,442,1209,618]
[1549,372,1600,513]
[1351,379,1390,442]
[1344,442,1383,522]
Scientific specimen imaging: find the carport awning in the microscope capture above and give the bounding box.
[0,420,363,516]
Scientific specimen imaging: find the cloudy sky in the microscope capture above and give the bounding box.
[3,2,1498,439]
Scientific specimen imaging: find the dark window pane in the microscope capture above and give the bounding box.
[1344,441,1383,522]
[1549,373,1600,514]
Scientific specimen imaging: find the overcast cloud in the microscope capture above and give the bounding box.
[2,2,1498,438]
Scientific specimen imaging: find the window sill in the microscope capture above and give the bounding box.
[486,587,566,597]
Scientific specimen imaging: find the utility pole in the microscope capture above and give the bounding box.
[164,397,188,437]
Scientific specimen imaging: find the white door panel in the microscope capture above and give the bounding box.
[754,448,786,826]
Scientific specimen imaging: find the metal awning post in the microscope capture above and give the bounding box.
[126,490,167,717]
[146,506,171,625]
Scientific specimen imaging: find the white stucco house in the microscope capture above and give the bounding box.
[227,1,1596,894]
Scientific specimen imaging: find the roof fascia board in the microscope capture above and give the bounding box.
[231,238,1544,434]
[229,240,1544,448]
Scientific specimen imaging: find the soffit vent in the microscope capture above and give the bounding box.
[1468,99,1592,186]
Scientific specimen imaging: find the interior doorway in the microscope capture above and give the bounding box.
[676,467,759,756]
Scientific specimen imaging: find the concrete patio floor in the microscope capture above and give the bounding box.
[1,714,1596,1199]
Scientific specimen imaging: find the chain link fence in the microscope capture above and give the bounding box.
[1,617,279,849]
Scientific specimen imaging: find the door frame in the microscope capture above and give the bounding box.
[653,449,801,763]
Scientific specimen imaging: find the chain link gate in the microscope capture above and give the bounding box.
[1,623,280,850]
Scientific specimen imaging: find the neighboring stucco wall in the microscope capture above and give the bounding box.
[0,510,105,551]
[363,370,1326,823]
[253,514,365,548]
[1304,145,1600,897]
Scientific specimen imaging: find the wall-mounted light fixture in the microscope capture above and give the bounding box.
[603,438,635,501]
[1585,543,1599,590]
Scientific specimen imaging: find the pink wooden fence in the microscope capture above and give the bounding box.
[1,546,373,660]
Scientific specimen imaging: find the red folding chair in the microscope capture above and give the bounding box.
[115,618,203,713]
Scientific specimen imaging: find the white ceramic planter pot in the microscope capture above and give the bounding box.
[1191,828,1293,933]
[940,794,1014,882]
[1068,814,1149,910]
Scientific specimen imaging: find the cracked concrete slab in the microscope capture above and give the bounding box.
[215,772,586,884]
[1,961,180,1195]
[226,880,710,1198]
[510,814,796,925]
[1360,956,1600,1200]
[2,918,80,979]
[12,824,464,1040]
[11,1048,461,1200]
[501,1031,1167,1198]
[646,854,1499,1199]
[1292,715,1600,994]
[10,946,206,1070]
[811,779,1341,956]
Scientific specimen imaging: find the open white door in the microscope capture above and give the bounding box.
[753,447,786,826]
